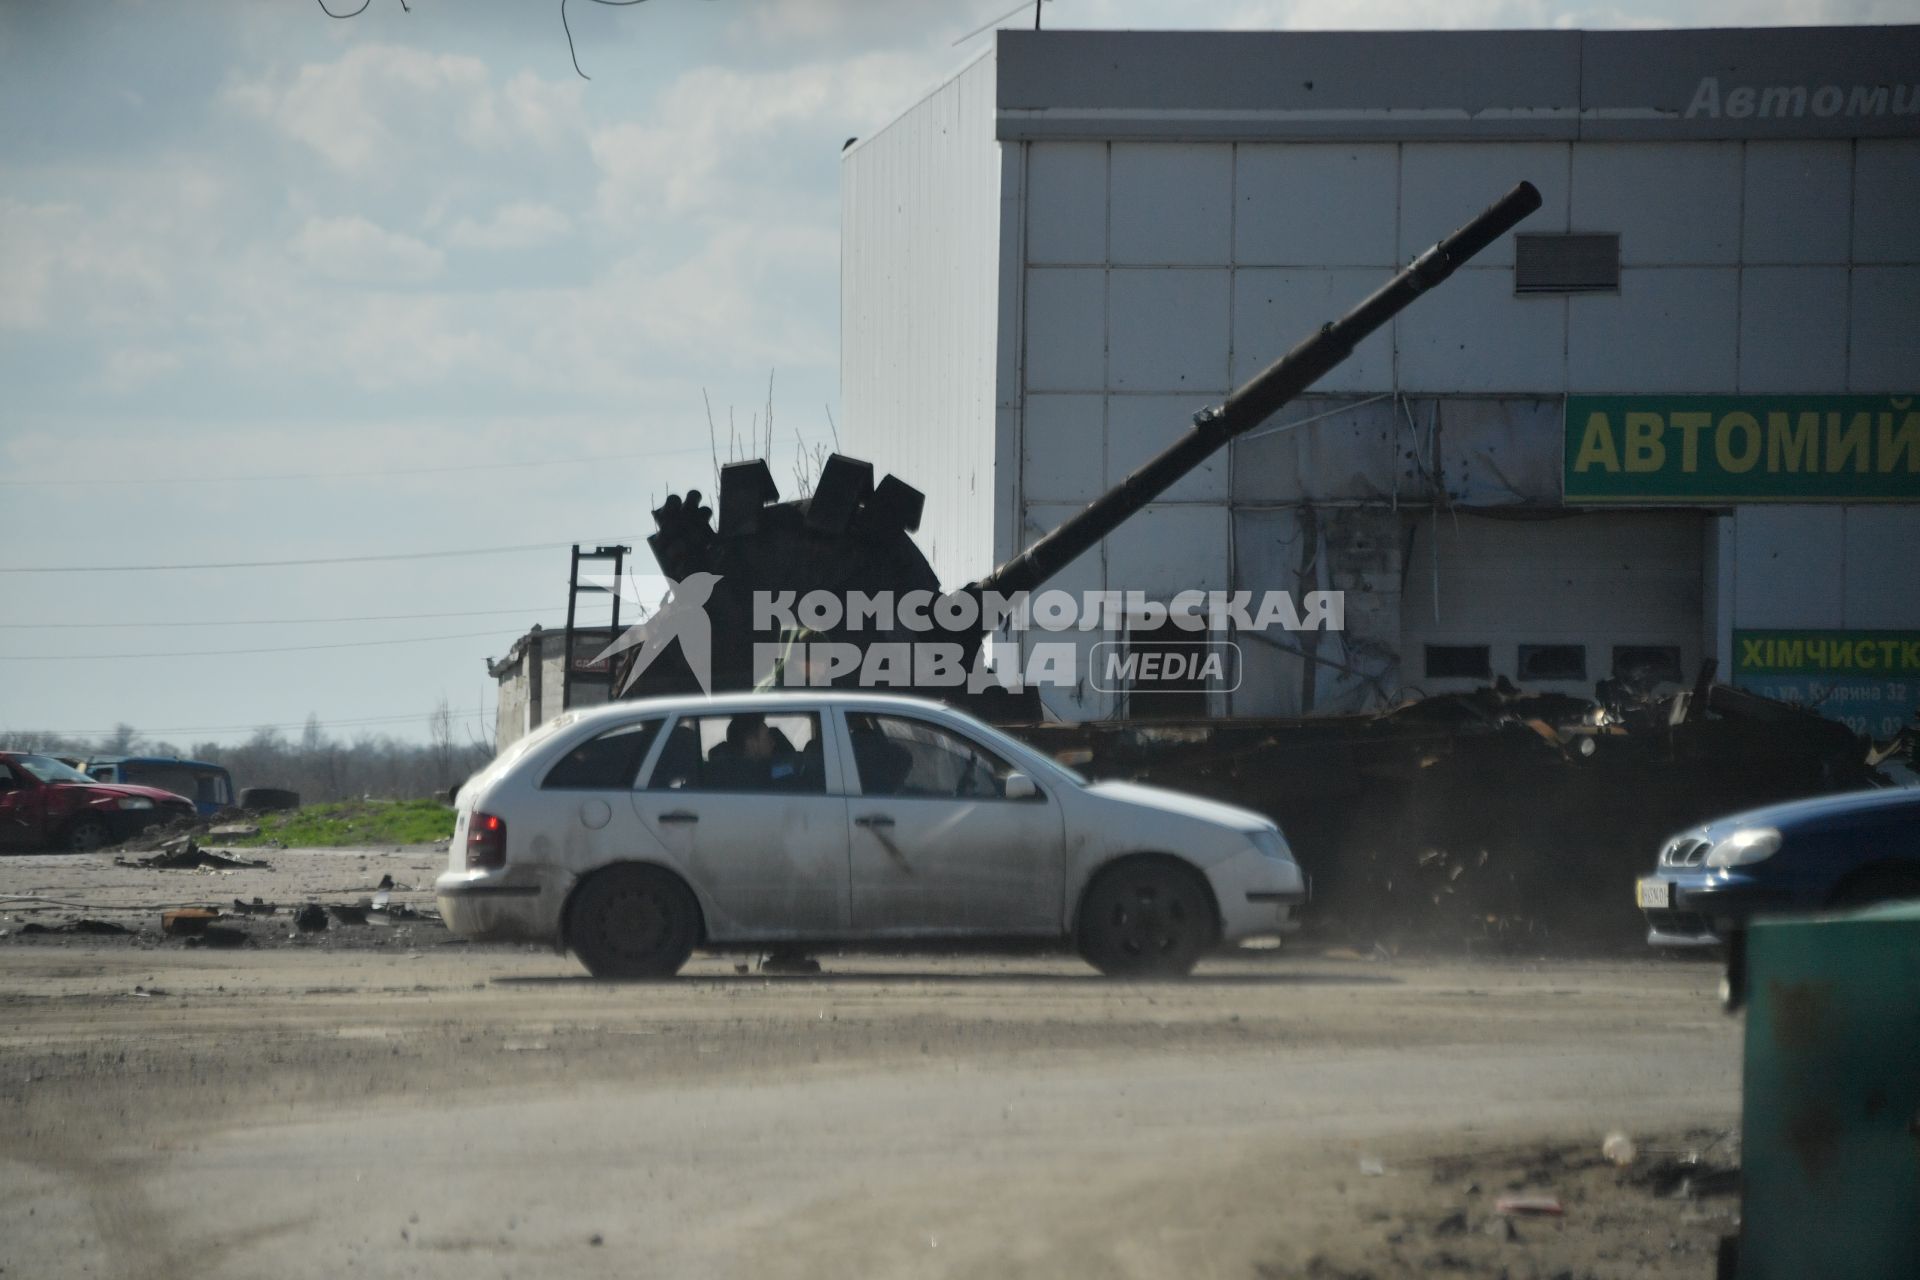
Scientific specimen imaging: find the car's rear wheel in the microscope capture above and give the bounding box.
[567,864,700,979]
[1076,857,1217,978]
[64,816,113,853]
[1828,863,1920,909]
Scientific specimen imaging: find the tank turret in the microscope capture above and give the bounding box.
[617,182,1543,709]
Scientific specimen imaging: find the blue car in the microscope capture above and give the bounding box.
[1637,787,1920,946]
[80,756,235,819]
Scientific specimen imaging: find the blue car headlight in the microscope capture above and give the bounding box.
[1704,827,1781,868]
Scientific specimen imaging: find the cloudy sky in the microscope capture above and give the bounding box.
[0,0,1910,749]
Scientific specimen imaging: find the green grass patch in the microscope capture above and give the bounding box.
[230,798,455,848]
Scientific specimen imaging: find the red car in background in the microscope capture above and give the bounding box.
[0,751,198,852]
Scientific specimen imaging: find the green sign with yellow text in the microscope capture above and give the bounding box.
[1565,395,1920,503]
[1734,629,1920,738]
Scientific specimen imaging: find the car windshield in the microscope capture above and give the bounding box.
[14,754,96,784]
[952,715,1088,786]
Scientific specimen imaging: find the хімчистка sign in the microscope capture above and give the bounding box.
[1733,630,1920,739]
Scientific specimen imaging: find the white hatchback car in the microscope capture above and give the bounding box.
[438,692,1306,977]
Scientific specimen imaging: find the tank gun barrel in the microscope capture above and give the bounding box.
[977,180,1543,597]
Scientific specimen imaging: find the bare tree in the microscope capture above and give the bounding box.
[428,698,456,792]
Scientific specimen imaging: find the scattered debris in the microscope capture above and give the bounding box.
[161,908,219,937]
[1603,1130,1638,1167]
[190,925,249,949]
[119,840,271,872]
[293,904,329,932]
[1017,676,1899,950]
[1494,1193,1564,1217]
[231,898,278,915]
[760,952,821,974]
[1358,1157,1387,1177]
[328,904,370,926]
[20,919,133,936]
[206,823,261,839]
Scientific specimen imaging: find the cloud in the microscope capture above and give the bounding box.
[590,49,938,222]
[102,347,183,390]
[0,194,173,332]
[226,45,584,177]
[447,200,574,251]
[291,214,445,284]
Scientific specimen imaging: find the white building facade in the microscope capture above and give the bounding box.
[841,27,1920,730]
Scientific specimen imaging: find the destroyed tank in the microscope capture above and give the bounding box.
[618,182,1544,714]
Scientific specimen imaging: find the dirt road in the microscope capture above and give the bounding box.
[1,849,1739,1279]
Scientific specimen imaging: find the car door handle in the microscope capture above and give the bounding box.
[854,814,895,828]
[657,811,699,824]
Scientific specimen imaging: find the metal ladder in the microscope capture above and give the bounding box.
[562,543,630,710]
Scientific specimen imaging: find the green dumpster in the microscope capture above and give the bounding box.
[1736,901,1920,1279]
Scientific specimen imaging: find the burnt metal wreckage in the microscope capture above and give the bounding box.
[607,180,1913,948]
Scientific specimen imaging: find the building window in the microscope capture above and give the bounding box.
[1514,233,1620,294]
[1518,644,1587,682]
[1121,620,1211,719]
[1613,645,1684,686]
[1424,645,1490,680]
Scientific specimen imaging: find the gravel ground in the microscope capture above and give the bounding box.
[0,847,1740,1280]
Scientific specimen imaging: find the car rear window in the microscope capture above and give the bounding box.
[542,720,663,790]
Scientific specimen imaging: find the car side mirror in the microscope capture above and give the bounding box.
[1003,772,1038,801]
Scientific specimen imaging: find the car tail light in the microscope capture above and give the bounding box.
[467,812,506,870]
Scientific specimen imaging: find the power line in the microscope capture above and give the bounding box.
[0,440,821,489]
[0,605,565,630]
[0,539,640,575]
[0,628,528,661]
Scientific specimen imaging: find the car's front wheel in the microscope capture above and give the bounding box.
[567,864,701,979]
[1076,857,1217,978]
[64,815,113,853]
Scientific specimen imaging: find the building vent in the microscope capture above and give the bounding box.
[1424,645,1490,680]
[1514,233,1619,294]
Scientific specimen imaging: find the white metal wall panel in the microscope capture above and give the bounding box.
[1105,505,1231,599]
[1021,393,1104,503]
[1733,506,1847,628]
[1399,143,1572,265]
[1107,268,1231,392]
[1231,397,1402,504]
[1398,270,1567,394]
[1401,512,1707,696]
[1851,140,1920,263]
[1847,266,1920,392]
[1743,142,1852,264]
[1841,508,1920,628]
[1106,395,1226,502]
[1110,143,1233,265]
[840,53,1001,587]
[1573,143,1741,264]
[1568,268,1739,393]
[1016,501,1116,722]
[1232,268,1393,391]
[1738,267,1850,393]
[1734,506,1920,632]
[1025,142,1107,264]
[1023,267,1106,392]
[1234,144,1398,267]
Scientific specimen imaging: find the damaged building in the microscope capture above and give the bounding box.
[839,25,1920,732]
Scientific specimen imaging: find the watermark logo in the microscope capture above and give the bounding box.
[593,571,721,695]
[591,581,1339,694]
